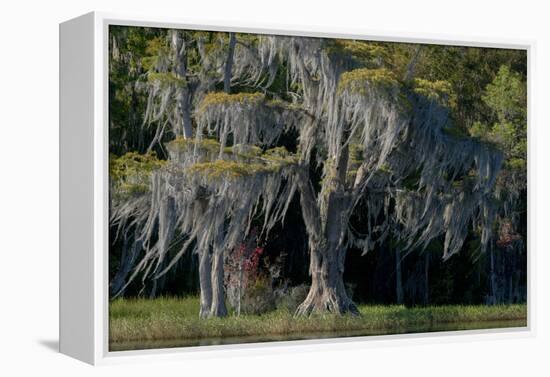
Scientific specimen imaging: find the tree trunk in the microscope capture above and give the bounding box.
[198,248,213,319]
[195,197,227,318]
[158,196,176,257]
[111,236,142,297]
[179,88,193,139]
[111,231,129,296]
[210,248,228,317]
[223,33,236,94]
[295,243,358,316]
[171,30,193,139]
[149,279,158,298]
[293,126,360,316]
[294,161,358,316]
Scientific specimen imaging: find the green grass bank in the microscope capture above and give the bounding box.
[109,297,526,348]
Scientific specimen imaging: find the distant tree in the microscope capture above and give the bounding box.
[470,65,527,304]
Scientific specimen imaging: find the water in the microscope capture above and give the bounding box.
[110,319,526,351]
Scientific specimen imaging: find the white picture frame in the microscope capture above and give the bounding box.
[59,11,535,365]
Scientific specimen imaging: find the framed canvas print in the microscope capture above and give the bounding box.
[60,12,532,365]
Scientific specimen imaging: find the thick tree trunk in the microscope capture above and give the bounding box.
[295,244,359,316]
[293,125,360,316]
[294,156,359,316]
[210,248,227,317]
[198,249,213,319]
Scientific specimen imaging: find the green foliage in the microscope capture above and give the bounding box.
[109,26,167,154]
[184,145,298,181]
[348,143,364,163]
[469,65,527,173]
[442,125,470,139]
[377,163,392,174]
[483,65,526,124]
[187,160,277,180]
[338,68,399,94]
[489,122,517,150]
[147,72,187,87]
[141,36,170,70]
[469,121,488,139]
[241,277,277,315]
[325,40,418,80]
[110,151,166,181]
[166,136,221,153]
[414,46,526,127]
[326,40,392,67]
[231,145,263,159]
[110,152,166,196]
[262,146,298,163]
[507,157,526,170]
[198,92,264,113]
[345,142,365,182]
[413,78,457,108]
[145,36,170,57]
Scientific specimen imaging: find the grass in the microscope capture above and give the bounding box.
[109,297,527,346]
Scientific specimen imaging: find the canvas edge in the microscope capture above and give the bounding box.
[59,11,97,365]
[59,10,537,365]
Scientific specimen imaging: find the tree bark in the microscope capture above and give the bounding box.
[171,30,193,139]
[198,248,213,319]
[158,196,176,258]
[149,279,158,298]
[210,247,228,317]
[110,233,142,297]
[294,152,359,316]
[295,243,358,316]
[223,33,236,94]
